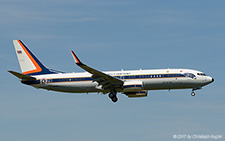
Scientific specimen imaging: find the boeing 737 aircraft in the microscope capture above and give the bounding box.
[9,40,214,102]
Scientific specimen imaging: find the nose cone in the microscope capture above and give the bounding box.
[205,77,214,85]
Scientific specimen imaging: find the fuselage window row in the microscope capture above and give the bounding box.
[44,73,187,83]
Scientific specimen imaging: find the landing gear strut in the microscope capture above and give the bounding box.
[191,87,202,97]
[108,89,118,102]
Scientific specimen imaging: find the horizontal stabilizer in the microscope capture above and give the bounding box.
[8,70,36,81]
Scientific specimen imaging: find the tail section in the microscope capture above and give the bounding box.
[13,40,60,75]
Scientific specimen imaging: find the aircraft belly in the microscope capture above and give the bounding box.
[33,81,101,93]
[32,78,207,93]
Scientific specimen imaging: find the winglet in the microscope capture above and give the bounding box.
[71,51,83,65]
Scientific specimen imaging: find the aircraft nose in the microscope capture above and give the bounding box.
[211,78,214,82]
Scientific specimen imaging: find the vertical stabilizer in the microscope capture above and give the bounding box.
[13,40,58,75]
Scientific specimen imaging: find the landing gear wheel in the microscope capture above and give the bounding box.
[112,96,118,102]
[191,92,195,96]
[108,89,118,103]
[109,93,114,99]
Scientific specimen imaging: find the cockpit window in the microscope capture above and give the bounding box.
[197,73,206,76]
[183,73,196,79]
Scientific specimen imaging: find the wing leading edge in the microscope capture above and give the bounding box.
[71,51,124,91]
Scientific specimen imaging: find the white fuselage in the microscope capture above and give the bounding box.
[10,40,214,102]
[28,68,213,94]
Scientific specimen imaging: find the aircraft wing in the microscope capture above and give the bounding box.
[71,51,124,90]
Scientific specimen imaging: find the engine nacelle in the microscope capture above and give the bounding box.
[123,81,143,92]
[124,90,148,98]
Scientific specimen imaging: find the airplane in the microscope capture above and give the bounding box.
[8,40,214,102]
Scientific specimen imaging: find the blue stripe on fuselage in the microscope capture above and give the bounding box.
[23,73,186,85]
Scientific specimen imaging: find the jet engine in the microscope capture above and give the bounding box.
[123,81,143,92]
[124,90,148,98]
[122,81,147,97]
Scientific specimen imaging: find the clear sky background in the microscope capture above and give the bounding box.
[0,0,224,140]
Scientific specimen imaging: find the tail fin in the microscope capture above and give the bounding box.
[13,40,60,75]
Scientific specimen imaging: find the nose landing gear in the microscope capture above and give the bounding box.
[191,91,195,96]
[191,87,202,96]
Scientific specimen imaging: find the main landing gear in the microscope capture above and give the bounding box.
[108,89,118,103]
